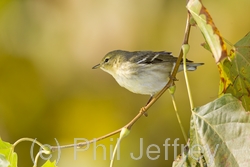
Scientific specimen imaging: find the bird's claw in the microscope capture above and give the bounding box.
[140,107,148,117]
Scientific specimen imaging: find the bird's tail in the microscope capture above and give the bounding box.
[186,62,204,71]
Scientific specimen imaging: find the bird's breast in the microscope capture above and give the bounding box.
[113,63,171,95]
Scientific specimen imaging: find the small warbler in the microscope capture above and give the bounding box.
[93,50,203,98]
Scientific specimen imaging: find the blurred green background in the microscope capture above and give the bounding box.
[0,0,249,166]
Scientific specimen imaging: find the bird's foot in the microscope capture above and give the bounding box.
[140,107,148,117]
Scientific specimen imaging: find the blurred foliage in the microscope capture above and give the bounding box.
[0,138,17,167]
[0,0,250,166]
[42,160,57,167]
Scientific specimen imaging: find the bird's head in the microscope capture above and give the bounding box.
[92,50,128,75]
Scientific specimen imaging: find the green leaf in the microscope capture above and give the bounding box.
[187,0,227,63]
[41,160,58,167]
[218,32,250,111]
[0,138,17,167]
[0,154,10,167]
[189,94,250,167]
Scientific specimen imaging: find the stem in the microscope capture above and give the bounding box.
[182,44,194,110]
[33,150,49,167]
[109,138,121,167]
[13,138,48,152]
[170,94,188,142]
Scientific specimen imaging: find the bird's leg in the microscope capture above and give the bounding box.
[146,95,153,105]
[141,95,153,117]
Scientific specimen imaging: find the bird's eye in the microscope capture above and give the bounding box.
[104,58,109,63]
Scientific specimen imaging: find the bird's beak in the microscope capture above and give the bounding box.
[92,64,101,69]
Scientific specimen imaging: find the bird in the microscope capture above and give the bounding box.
[92,50,203,100]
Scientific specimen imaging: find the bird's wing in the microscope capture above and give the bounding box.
[129,51,179,64]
